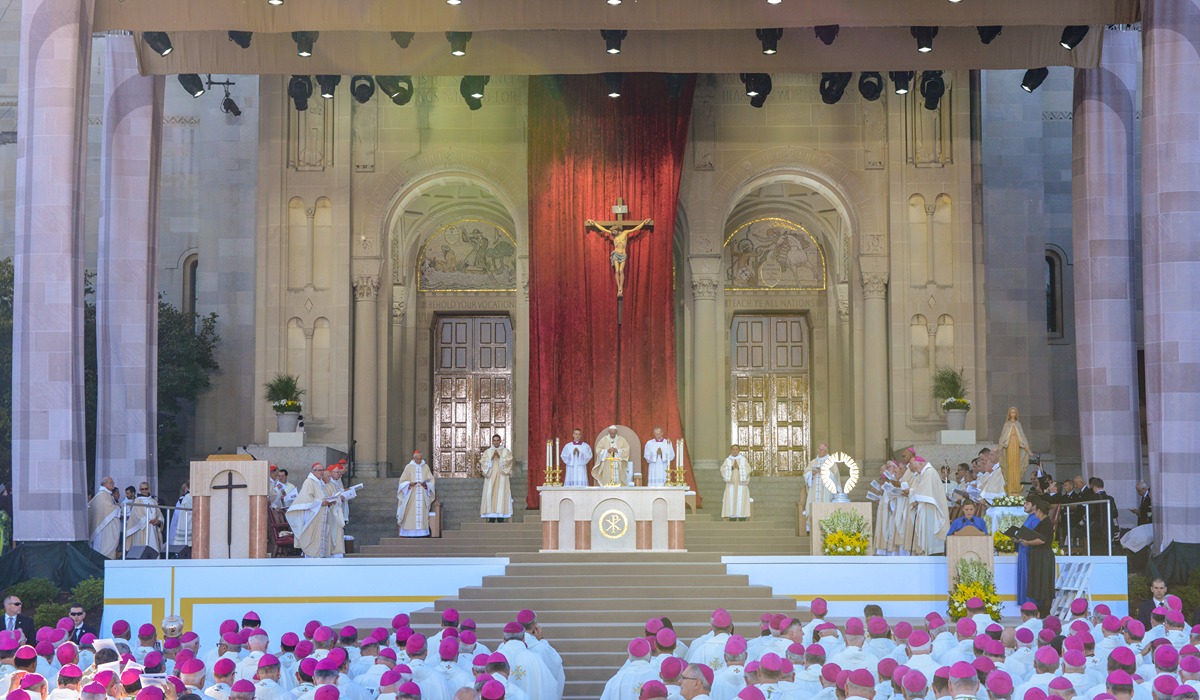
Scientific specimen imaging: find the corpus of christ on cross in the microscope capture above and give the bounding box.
[585,197,654,309]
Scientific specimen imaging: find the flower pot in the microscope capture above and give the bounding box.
[946,409,968,430]
[276,412,300,433]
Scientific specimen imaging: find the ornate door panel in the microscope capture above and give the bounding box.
[432,316,513,477]
[730,315,811,475]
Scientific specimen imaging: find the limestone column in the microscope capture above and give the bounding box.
[11,0,94,541]
[689,273,721,467]
[352,273,381,476]
[862,271,889,465]
[96,34,164,492]
[1143,0,1200,548]
[1071,27,1141,511]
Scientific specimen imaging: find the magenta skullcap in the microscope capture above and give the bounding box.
[18,675,43,690]
[1044,617,1062,633]
[296,640,315,658]
[258,654,280,668]
[660,656,684,679]
[1038,629,1056,644]
[745,661,760,674]
[956,618,977,637]
[312,626,334,643]
[1034,647,1059,665]
[1015,628,1034,644]
[771,615,789,632]
[79,633,96,646]
[1109,647,1135,666]
[221,632,241,645]
[815,622,837,633]
[845,617,865,636]
[712,610,733,628]
[1063,650,1087,668]
[378,648,397,661]
[502,621,523,635]
[214,658,237,676]
[926,612,947,629]
[485,652,506,666]
[948,661,976,680]
[359,635,380,648]
[1069,598,1088,616]
[894,621,914,640]
[380,669,404,688]
[986,671,1014,696]
[471,653,490,669]
[481,680,507,700]
[628,638,651,658]
[119,669,142,686]
[220,620,240,636]
[973,657,995,674]
[144,651,163,668]
[242,610,261,622]
[1157,645,1181,670]
[868,617,889,636]
[1168,611,1187,626]
[14,646,35,661]
[438,638,458,661]
[692,663,715,686]
[640,680,669,699]
[229,680,255,694]
[760,653,783,673]
[167,678,186,696]
[1048,678,1074,692]
[55,618,72,632]
[33,642,51,656]
[178,658,205,675]
[176,649,195,663]
[878,658,898,679]
[909,630,931,648]
[1094,603,1111,615]
[34,628,51,644]
[1180,655,1200,674]
[315,658,340,673]
[395,627,413,644]
[847,669,875,688]
[1094,696,1117,700]
[1069,620,1091,635]
[315,685,341,700]
[327,648,347,667]
[58,664,83,680]
[404,633,426,655]
[135,689,163,700]
[894,666,911,687]
[120,653,135,664]
[82,683,106,695]
[180,631,199,643]
[985,641,1005,656]
[1184,644,1200,656]
[1025,690,1048,700]
[460,631,477,645]
[111,620,130,635]
[974,634,991,651]
[780,659,794,674]
[1155,677,1181,696]
[987,624,1003,636]
[390,614,409,629]
[655,629,677,647]
[645,617,665,635]
[1107,671,1134,686]
[806,643,825,656]
[1020,602,1038,613]
[737,686,766,700]
[162,637,181,650]
[91,671,114,688]
[1126,620,1146,637]
[461,618,476,631]
[811,598,828,616]
[1173,689,1198,699]
[903,670,928,694]
[441,609,459,624]
[835,670,850,691]
[821,663,842,683]
[298,658,317,677]
[1168,595,1184,611]
[787,642,805,657]
[966,597,985,610]
[248,628,268,639]
[443,628,460,640]
[516,609,535,626]
[1101,616,1122,633]
[138,623,156,638]
[395,683,420,698]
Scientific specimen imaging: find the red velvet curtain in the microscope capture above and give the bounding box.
[526,74,699,509]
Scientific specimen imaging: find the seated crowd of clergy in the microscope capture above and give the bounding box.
[0,592,1195,700]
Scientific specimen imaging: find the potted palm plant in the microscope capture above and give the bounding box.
[932,367,971,430]
[265,373,305,432]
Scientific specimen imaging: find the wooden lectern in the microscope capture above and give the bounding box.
[191,457,270,559]
[945,524,994,587]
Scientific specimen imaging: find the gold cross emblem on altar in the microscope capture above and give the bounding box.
[598,509,629,539]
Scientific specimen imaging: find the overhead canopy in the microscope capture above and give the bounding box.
[101,0,1140,76]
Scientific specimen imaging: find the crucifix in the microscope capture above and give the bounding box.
[212,471,248,558]
[585,197,654,323]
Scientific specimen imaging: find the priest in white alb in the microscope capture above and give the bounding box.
[87,476,122,559]
[906,456,950,556]
[167,481,193,558]
[721,445,751,521]
[804,443,833,531]
[593,426,631,485]
[480,434,514,522]
[643,427,675,487]
[976,451,1007,503]
[560,429,593,487]
[397,450,436,537]
[124,482,164,553]
[285,463,346,558]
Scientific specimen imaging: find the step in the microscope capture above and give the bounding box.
[454,585,779,600]
[420,597,787,614]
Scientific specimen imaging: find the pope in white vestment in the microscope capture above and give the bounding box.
[593,426,632,485]
[560,430,593,487]
[804,444,833,526]
[87,478,122,559]
[907,460,950,555]
[480,436,515,520]
[285,465,346,558]
[124,483,165,553]
[397,452,436,537]
[643,428,676,487]
[720,447,751,520]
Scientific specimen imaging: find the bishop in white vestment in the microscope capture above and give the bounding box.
[907,460,950,555]
[397,451,436,537]
[124,483,164,553]
[480,435,514,521]
[721,446,751,520]
[87,477,122,559]
[560,429,593,487]
[643,427,675,487]
[804,444,833,529]
[285,464,346,558]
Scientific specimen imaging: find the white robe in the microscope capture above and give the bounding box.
[977,465,1007,502]
[285,474,345,558]
[87,487,122,559]
[600,659,658,700]
[524,634,565,698]
[396,461,436,537]
[560,441,593,488]
[686,632,732,670]
[711,664,747,700]
[643,438,676,487]
[805,455,833,516]
[495,639,556,700]
[721,454,751,519]
[907,463,949,556]
[593,433,632,485]
[480,446,515,518]
[255,679,290,700]
[124,496,165,552]
[168,492,194,549]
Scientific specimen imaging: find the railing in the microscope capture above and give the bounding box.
[1061,498,1115,556]
[120,503,192,561]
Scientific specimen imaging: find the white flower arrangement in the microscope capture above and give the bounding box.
[941,397,971,411]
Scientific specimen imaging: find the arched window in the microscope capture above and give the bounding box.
[1046,250,1063,338]
[182,254,199,316]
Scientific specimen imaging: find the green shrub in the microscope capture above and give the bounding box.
[70,578,104,612]
[5,578,58,607]
[32,602,69,630]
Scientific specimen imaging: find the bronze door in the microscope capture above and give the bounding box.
[432,316,513,477]
[730,315,811,475]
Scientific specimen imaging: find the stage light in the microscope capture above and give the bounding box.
[221,90,242,117]
[664,73,687,99]
[814,25,839,46]
[1021,67,1049,93]
[919,70,944,111]
[316,75,341,99]
[767,0,781,4]
[739,73,772,108]
[446,31,472,56]
[819,72,852,105]
[143,32,173,57]
[350,76,375,104]
[756,28,782,55]
[911,26,938,53]
[601,30,627,54]
[607,0,621,5]
[267,0,283,5]
[228,31,252,49]
[391,32,415,49]
[605,72,623,98]
[288,75,313,111]
[447,0,461,4]
[375,76,414,105]
[889,71,914,95]
[1060,26,1089,50]
[977,26,1002,44]
[460,75,490,110]
[858,72,883,101]
[178,73,205,98]
[292,31,318,58]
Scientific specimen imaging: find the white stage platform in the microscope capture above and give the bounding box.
[102,554,1126,636]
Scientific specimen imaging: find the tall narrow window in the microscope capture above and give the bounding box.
[1046,251,1063,338]
[182,254,199,316]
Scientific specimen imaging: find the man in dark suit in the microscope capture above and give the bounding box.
[1132,482,1152,526]
[1084,477,1119,555]
[66,603,97,644]
[2,595,35,643]
[1137,578,1169,627]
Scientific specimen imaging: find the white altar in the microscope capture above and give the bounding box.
[538,486,687,552]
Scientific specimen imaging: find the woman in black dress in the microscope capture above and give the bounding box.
[1016,495,1057,618]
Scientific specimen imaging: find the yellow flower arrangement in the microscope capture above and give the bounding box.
[993,529,1016,554]
[947,559,1002,621]
[818,509,872,556]
[823,530,870,556]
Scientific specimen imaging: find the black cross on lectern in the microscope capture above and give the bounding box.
[213,471,247,557]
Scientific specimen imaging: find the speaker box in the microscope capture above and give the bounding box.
[126,545,160,560]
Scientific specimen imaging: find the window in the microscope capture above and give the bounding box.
[182,254,199,317]
[1046,251,1063,338]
